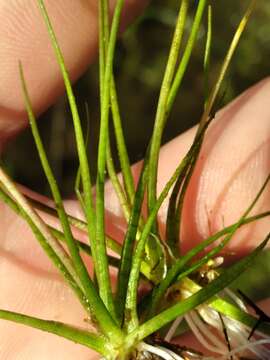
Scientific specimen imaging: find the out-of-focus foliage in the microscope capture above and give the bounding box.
[4,0,270,195]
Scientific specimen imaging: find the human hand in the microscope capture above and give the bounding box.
[1,1,270,358]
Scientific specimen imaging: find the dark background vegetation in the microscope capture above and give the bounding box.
[4,0,270,196]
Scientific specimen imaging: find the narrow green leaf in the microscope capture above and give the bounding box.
[36,1,96,255]
[198,0,256,131]
[167,0,207,113]
[0,309,111,356]
[116,159,148,323]
[210,297,270,336]
[203,5,212,106]
[75,102,91,210]
[95,0,125,317]
[148,0,190,214]
[111,78,135,204]
[100,0,135,222]
[165,123,207,256]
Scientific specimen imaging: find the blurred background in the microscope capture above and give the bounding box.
[3,0,270,196]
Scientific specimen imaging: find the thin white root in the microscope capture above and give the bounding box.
[185,312,226,355]
[203,338,270,360]
[137,342,185,360]
[165,316,183,342]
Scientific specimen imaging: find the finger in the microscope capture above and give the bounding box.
[158,77,270,256]
[0,0,148,144]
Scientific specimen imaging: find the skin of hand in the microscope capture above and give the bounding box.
[0,1,270,358]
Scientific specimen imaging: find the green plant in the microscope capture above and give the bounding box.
[0,0,270,359]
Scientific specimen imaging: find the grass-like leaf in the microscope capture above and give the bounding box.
[165,121,208,256]
[211,297,270,336]
[116,157,149,324]
[148,0,190,214]
[198,0,256,131]
[167,0,207,113]
[204,5,212,106]
[110,78,135,204]
[0,309,110,356]
[95,0,125,318]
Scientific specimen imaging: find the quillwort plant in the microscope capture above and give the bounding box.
[1,0,270,359]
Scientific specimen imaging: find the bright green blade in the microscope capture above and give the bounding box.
[0,309,110,356]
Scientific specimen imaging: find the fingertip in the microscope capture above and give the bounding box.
[0,0,149,144]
